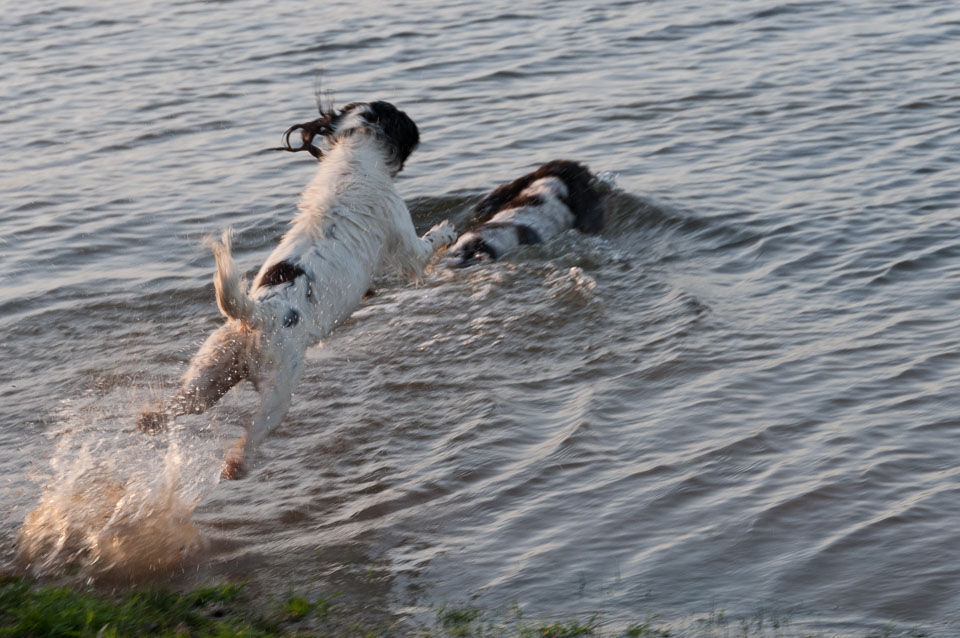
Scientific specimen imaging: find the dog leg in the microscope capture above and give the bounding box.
[138,324,249,433]
[221,381,291,480]
[222,354,303,479]
[421,220,458,254]
[389,219,457,280]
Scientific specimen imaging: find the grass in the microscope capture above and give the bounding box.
[0,577,937,638]
[0,580,674,638]
[517,615,598,637]
[0,576,362,638]
[1,577,257,637]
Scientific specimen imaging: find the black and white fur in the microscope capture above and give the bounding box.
[138,100,456,478]
[449,160,605,266]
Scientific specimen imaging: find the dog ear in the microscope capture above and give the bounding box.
[267,97,345,160]
[538,161,604,234]
[313,72,336,120]
[270,122,325,158]
[572,194,606,234]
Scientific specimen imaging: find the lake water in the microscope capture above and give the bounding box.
[2,0,959,635]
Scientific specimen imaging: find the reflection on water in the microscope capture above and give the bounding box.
[2,0,960,635]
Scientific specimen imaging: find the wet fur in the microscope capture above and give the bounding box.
[449,160,605,266]
[138,101,456,478]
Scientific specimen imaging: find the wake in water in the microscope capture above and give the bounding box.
[15,390,224,581]
[12,174,642,585]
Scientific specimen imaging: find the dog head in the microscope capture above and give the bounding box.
[274,100,419,175]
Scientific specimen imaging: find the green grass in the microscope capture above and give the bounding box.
[623,617,672,637]
[0,576,356,638]
[1,577,265,637]
[0,577,937,638]
[517,614,598,637]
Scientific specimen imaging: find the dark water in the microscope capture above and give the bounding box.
[3,0,960,635]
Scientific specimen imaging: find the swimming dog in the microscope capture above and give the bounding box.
[448,160,605,266]
[138,100,456,478]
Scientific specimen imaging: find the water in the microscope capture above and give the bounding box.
[2,0,959,634]
[15,393,222,580]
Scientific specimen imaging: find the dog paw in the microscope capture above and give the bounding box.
[222,455,247,480]
[136,410,168,434]
[429,220,457,246]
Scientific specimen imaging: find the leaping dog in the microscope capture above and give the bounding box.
[138,100,456,478]
[448,160,606,266]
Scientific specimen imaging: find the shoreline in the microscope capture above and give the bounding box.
[0,575,939,638]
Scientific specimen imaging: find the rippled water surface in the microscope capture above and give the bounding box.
[3,0,960,635]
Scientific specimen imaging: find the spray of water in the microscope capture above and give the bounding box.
[15,390,225,581]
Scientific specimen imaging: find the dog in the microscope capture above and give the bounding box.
[138,100,456,478]
[448,160,606,266]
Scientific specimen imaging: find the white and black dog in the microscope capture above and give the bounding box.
[448,160,606,266]
[138,100,456,478]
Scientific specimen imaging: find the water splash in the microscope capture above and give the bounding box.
[593,170,619,192]
[15,392,224,581]
[547,266,598,305]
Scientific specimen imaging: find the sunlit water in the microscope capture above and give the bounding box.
[2,0,960,635]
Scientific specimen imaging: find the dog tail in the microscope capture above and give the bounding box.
[208,229,261,326]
